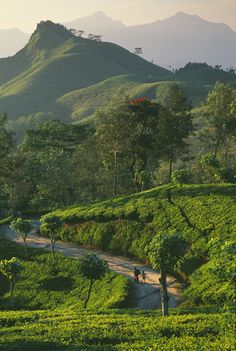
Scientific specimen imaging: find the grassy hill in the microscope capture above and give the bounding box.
[0,21,171,119]
[43,184,236,305]
[0,309,234,350]
[0,237,130,311]
[58,74,211,122]
[1,21,236,134]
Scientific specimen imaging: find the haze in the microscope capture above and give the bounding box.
[0,0,235,32]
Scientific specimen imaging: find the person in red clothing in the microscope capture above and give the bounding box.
[134,267,141,283]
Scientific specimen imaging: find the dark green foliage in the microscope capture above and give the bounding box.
[0,257,23,301]
[172,169,194,185]
[78,252,108,281]
[175,63,236,85]
[147,232,187,315]
[147,232,187,273]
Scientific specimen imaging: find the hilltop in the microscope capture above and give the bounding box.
[0,21,170,119]
[0,20,235,136]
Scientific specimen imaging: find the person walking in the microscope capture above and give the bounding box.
[134,267,141,283]
[141,270,146,283]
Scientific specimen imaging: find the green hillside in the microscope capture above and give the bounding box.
[175,62,236,85]
[0,309,234,351]
[1,21,235,133]
[58,74,211,122]
[0,21,171,118]
[43,184,236,305]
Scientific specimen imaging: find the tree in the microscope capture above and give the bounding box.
[78,252,108,308]
[171,169,193,185]
[128,98,161,191]
[96,91,133,196]
[157,84,193,182]
[0,113,14,160]
[11,218,33,257]
[147,232,187,316]
[41,215,63,262]
[0,257,22,302]
[94,35,102,42]
[157,83,189,113]
[200,153,221,183]
[134,47,143,56]
[77,30,85,37]
[202,82,236,161]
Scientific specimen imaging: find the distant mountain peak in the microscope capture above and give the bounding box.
[92,11,109,18]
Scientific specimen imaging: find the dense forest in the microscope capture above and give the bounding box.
[0,81,235,214]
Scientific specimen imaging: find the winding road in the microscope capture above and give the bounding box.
[0,222,183,310]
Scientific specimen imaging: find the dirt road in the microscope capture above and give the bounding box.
[0,222,183,310]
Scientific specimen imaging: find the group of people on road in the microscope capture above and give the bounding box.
[133,267,146,283]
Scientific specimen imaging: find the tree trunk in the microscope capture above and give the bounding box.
[84,279,94,309]
[50,234,56,262]
[168,159,173,183]
[159,269,169,316]
[213,134,222,161]
[10,280,15,303]
[113,153,118,196]
[23,237,28,258]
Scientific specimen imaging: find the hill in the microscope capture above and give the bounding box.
[65,11,236,69]
[43,184,236,306]
[0,21,171,119]
[58,72,222,122]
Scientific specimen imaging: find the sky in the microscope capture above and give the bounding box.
[0,0,235,32]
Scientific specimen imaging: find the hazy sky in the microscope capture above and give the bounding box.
[0,0,235,32]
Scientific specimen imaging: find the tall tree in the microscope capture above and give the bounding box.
[128,98,160,191]
[0,257,22,303]
[147,232,187,316]
[78,252,108,308]
[157,84,192,181]
[41,215,63,262]
[201,82,236,161]
[96,91,133,196]
[11,218,33,257]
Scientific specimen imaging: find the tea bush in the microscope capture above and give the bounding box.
[0,309,234,351]
[0,238,131,310]
[43,184,236,305]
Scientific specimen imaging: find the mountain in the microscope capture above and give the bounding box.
[65,12,236,69]
[0,20,171,119]
[0,28,29,58]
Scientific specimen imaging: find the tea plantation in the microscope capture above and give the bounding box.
[0,238,130,311]
[0,309,234,350]
[45,184,236,305]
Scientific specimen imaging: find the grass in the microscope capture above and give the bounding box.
[0,237,131,311]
